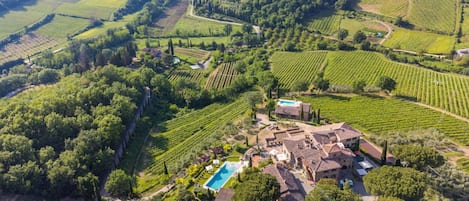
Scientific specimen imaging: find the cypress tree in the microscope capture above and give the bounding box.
[207,189,213,199]
[256,134,259,145]
[316,108,321,124]
[237,173,241,182]
[249,157,252,168]
[381,140,388,166]
[163,161,168,175]
[245,137,249,146]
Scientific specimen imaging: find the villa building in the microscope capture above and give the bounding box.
[262,164,304,201]
[274,99,311,121]
[267,123,362,182]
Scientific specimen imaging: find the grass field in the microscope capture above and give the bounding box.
[339,18,366,39]
[383,28,455,54]
[35,15,89,39]
[307,10,341,35]
[205,63,239,90]
[0,0,60,39]
[356,0,408,17]
[136,99,249,193]
[76,13,138,39]
[168,15,241,37]
[300,95,469,145]
[174,47,210,64]
[270,51,328,89]
[405,0,457,33]
[55,0,126,20]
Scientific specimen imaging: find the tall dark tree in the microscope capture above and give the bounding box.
[164,161,169,175]
[338,29,349,40]
[168,39,174,56]
[377,76,397,93]
[381,140,388,165]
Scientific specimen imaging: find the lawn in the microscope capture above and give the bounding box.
[405,0,457,33]
[0,0,60,39]
[55,0,126,20]
[76,13,138,39]
[35,15,89,39]
[167,15,242,37]
[383,28,455,54]
[356,0,408,17]
[339,18,365,40]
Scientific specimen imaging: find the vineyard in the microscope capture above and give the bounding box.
[205,63,239,90]
[405,0,457,33]
[322,51,469,119]
[0,34,60,64]
[168,70,205,83]
[383,28,455,54]
[356,0,408,17]
[175,47,210,61]
[307,10,341,35]
[137,99,249,192]
[270,51,328,89]
[300,95,469,146]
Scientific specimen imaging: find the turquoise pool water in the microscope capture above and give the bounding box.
[204,162,241,191]
[279,99,299,106]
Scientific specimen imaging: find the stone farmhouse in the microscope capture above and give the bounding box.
[274,99,311,121]
[267,123,362,182]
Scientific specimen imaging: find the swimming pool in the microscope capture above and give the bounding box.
[278,99,300,107]
[203,162,242,191]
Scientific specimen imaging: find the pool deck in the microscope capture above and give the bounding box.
[203,161,247,191]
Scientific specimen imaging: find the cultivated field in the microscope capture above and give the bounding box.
[137,99,249,193]
[0,0,60,39]
[300,95,469,145]
[135,37,232,49]
[307,10,341,35]
[55,0,126,20]
[168,70,205,83]
[356,0,408,17]
[35,15,89,39]
[174,47,210,63]
[76,13,138,39]
[205,63,239,90]
[270,51,328,89]
[0,34,60,64]
[383,28,455,54]
[405,0,457,33]
[323,51,469,118]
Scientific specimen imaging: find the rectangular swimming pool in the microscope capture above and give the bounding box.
[203,162,242,191]
[278,99,300,107]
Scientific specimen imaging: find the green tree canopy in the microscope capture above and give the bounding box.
[105,169,134,198]
[352,80,366,93]
[292,79,310,92]
[338,29,349,40]
[392,145,444,170]
[306,178,361,201]
[353,31,367,43]
[232,172,280,201]
[376,76,397,93]
[364,166,426,201]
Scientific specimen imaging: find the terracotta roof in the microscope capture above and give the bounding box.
[310,123,362,142]
[215,188,234,201]
[313,158,342,172]
[275,105,300,116]
[262,164,305,201]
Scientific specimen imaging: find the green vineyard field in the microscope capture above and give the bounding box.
[205,63,239,90]
[301,95,469,145]
[168,70,205,83]
[270,51,328,89]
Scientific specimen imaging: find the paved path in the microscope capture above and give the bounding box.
[189,0,260,35]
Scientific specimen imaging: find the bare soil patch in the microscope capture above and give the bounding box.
[153,1,188,35]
